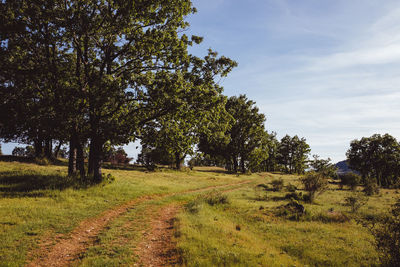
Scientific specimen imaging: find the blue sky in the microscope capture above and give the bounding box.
[2,0,400,163]
[185,0,400,162]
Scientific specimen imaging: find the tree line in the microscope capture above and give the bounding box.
[139,94,312,174]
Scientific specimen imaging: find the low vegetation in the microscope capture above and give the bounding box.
[177,170,399,266]
[1,159,400,266]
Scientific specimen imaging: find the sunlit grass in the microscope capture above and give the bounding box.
[177,173,396,266]
[1,160,398,266]
[0,161,250,266]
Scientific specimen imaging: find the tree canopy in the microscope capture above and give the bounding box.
[347,134,400,187]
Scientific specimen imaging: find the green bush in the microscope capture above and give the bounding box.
[271,178,284,192]
[185,199,201,213]
[202,190,229,206]
[284,191,303,201]
[364,179,380,196]
[34,157,51,166]
[340,173,361,191]
[313,211,350,223]
[344,194,367,213]
[275,199,306,221]
[368,199,400,266]
[300,172,329,203]
[286,183,297,192]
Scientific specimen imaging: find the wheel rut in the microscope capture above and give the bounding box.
[135,184,251,266]
[26,180,253,267]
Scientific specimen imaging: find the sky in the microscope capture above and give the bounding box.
[2,0,400,163]
[185,0,400,162]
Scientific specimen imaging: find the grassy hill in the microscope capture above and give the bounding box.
[0,160,397,266]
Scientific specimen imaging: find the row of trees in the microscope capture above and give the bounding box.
[139,94,312,174]
[0,0,236,181]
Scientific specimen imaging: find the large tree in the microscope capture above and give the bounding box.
[347,134,400,187]
[139,50,237,169]
[199,95,267,173]
[1,0,226,181]
[278,135,310,174]
[0,0,72,158]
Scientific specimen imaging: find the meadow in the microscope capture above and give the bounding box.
[0,160,397,266]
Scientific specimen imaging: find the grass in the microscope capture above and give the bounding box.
[177,174,398,266]
[0,161,250,266]
[0,161,398,266]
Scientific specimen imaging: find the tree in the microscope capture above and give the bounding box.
[12,147,25,157]
[347,134,400,187]
[262,132,280,172]
[309,155,338,179]
[0,0,72,159]
[1,0,232,182]
[199,95,267,173]
[139,50,237,170]
[104,147,132,165]
[278,135,310,174]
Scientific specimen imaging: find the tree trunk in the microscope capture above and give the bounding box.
[76,140,85,178]
[89,137,103,182]
[175,152,181,170]
[34,137,43,158]
[232,156,238,173]
[54,141,62,158]
[44,139,53,159]
[68,136,77,175]
[240,157,246,173]
[88,140,94,175]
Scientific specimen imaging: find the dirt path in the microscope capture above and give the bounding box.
[135,184,250,267]
[26,180,253,267]
[135,205,182,267]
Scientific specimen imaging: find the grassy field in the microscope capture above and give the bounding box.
[0,160,397,266]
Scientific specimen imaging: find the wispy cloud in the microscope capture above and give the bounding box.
[214,1,400,161]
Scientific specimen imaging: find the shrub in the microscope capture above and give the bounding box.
[344,194,368,213]
[284,191,303,201]
[34,157,51,166]
[300,172,329,203]
[313,211,350,223]
[254,185,268,201]
[364,179,380,196]
[286,183,297,192]
[275,199,306,221]
[340,173,361,191]
[184,199,201,213]
[271,178,284,192]
[202,190,229,206]
[368,199,400,266]
[256,183,269,190]
[12,147,26,157]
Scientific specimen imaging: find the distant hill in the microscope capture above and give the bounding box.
[335,160,359,175]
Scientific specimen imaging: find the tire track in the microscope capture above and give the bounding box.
[135,183,253,267]
[26,179,253,267]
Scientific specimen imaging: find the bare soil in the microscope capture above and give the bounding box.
[135,205,181,267]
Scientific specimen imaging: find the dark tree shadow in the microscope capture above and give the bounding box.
[194,168,230,174]
[0,171,82,198]
[0,155,69,167]
[0,155,35,163]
